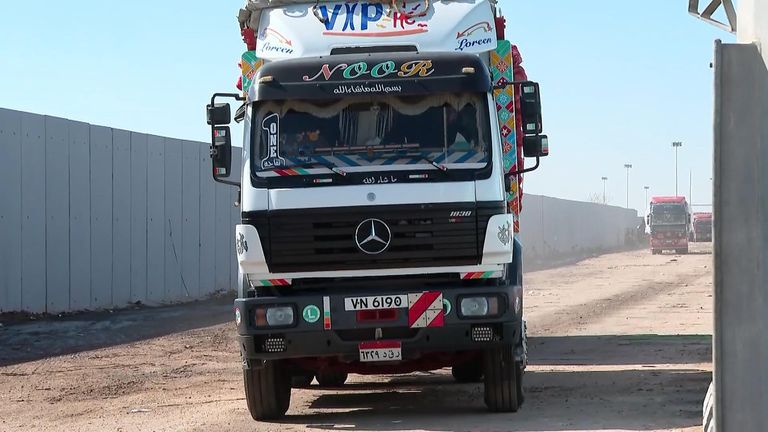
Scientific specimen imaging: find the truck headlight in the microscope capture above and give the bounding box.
[266,306,295,327]
[460,296,503,318]
[461,297,489,316]
[254,305,295,327]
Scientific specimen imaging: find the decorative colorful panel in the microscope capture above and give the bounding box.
[241,51,264,97]
[491,40,521,232]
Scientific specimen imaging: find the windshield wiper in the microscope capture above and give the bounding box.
[417,155,449,172]
[286,160,348,177]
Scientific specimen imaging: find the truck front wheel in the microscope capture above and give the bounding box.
[243,360,291,420]
[483,346,523,412]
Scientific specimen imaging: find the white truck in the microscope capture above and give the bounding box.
[206,0,549,420]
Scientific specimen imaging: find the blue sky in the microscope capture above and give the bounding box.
[0,1,734,212]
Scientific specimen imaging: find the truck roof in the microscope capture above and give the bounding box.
[650,196,688,204]
[239,0,499,61]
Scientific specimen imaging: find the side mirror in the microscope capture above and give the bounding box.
[523,135,549,158]
[519,82,543,135]
[211,126,232,178]
[207,103,232,126]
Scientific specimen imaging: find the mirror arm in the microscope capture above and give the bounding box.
[210,92,246,107]
[507,156,540,177]
[492,80,536,90]
[213,176,240,188]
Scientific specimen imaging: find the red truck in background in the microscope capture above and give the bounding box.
[648,196,691,255]
[691,212,713,242]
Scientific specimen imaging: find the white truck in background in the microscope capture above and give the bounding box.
[206,0,549,420]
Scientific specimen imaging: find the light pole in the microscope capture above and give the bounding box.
[624,164,632,208]
[601,176,608,204]
[689,169,693,208]
[672,141,683,196]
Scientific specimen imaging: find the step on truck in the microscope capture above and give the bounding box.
[648,196,691,254]
[206,0,549,420]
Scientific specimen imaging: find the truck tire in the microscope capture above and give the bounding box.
[703,381,715,432]
[316,370,348,387]
[451,358,484,383]
[243,360,291,420]
[483,346,523,412]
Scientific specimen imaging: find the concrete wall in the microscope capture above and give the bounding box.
[0,108,241,314]
[519,194,640,264]
[713,41,768,431]
[0,107,639,313]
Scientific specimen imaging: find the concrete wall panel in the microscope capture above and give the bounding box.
[199,143,216,296]
[182,140,201,298]
[112,129,132,307]
[20,113,46,312]
[44,116,70,313]
[146,135,165,304]
[130,133,148,303]
[0,109,22,312]
[90,125,113,308]
[164,138,184,302]
[68,121,91,311]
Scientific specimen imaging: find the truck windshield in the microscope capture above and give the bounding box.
[651,204,687,225]
[695,220,712,229]
[251,93,491,176]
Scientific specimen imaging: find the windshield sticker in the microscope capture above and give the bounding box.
[455,21,494,52]
[257,28,294,55]
[334,84,402,95]
[260,113,285,169]
[303,60,433,82]
[363,175,399,184]
[317,2,429,37]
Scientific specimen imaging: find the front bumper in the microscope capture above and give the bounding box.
[234,285,523,362]
[650,238,688,248]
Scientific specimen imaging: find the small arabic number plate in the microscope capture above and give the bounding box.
[359,341,402,362]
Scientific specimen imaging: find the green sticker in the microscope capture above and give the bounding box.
[303,305,321,323]
[443,299,452,316]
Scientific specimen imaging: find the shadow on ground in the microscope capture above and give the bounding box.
[272,367,709,431]
[0,295,235,366]
[265,334,711,431]
[529,334,712,366]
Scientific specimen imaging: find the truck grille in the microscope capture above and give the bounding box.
[243,202,504,273]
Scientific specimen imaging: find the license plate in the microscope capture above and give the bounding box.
[359,341,402,362]
[344,294,407,311]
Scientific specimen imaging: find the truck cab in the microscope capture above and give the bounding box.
[691,212,713,242]
[648,196,691,254]
[206,0,548,420]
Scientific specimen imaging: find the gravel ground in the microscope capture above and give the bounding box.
[0,244,713,432]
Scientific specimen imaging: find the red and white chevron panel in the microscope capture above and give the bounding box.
[407,291,445,328]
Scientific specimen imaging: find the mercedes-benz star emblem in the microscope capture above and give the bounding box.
[355,218,392,255]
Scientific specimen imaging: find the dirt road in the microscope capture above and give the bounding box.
[0,245,713,432]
